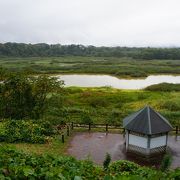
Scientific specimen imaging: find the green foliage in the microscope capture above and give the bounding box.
[106,109,122,125]
[1,43,180,60]
[0,66,9,80]
[0,146,179,179]
[80,111,93,124]
[0,56,179,78]
[145,83,180,92]
[0,74,35,119]
[103,153,111,170]
[108,160,168,179]
[88,96,108,107]
[109,160,139,175]
[0,146,102,179]
[161,101,180,111]
[42,87,180,126]
[160,153,172,172]
[0,74,64,120]
[30,75,64,119]
[0,120,56,143]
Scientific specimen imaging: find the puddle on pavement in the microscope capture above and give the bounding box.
[67,132,180,169]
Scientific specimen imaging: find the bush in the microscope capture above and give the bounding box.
[80,112,93,124]
[0,147,179,179]
[103,153,111,170]
[109,160,139,175]
[0,146,102,179]
[160,153,172,172]
[88,96,108,107]
[1,120,56,143]
[145,83,180,91]
[106,109,121,125]
[161,101,180,111]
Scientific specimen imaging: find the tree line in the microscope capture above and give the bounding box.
[1,43,180,59]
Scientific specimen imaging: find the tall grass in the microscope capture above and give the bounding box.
[44,87,180,126]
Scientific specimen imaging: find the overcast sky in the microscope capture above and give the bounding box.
[0,0,180,47]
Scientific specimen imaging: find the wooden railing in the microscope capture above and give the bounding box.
[70,122,179,135]
[58,123,179,143]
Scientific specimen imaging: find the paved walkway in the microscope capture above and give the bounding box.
[67,132,180,169]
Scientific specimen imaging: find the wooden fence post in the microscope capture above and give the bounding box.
[106,124,108,132]
[176,126,178,135]
[62,134,64,143]
[71,122,74,130]
[67,126,70,136]
[89,123,91,131]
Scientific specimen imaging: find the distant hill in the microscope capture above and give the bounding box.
[1,42,180,59]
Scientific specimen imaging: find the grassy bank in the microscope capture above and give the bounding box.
[0,137,68,156]
[44,87,180,127]
[1,56,180,77]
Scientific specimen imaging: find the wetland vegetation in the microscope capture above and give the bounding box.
[0,43,180,179]
[0,43,180,78]
[1,56,180,78]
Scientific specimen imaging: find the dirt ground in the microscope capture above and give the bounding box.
[67,132,180,169]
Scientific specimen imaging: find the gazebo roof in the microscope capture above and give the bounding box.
[123,106,173,135]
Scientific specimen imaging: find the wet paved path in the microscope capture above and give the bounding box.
[67,132,180,168]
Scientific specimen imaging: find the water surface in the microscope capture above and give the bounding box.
[56,74,180,89]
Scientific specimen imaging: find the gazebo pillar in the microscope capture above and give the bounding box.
[165,132,168,151]
[125,130,129,151]
[146,135,151,154]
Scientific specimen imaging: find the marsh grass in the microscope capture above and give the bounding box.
[44,87,180,127]
[1,56,180,77]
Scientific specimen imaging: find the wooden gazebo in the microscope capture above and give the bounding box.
[123,106,173,156]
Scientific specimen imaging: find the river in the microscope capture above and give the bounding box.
[55,74,180,89]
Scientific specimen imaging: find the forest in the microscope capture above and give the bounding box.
[1,42,180,60]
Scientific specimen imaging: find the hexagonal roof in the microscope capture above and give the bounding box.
[123,106,173,135]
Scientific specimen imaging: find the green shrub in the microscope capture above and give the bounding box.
[0,146,102,179]
[106,109,122,125]
[160,153,172,172]
[88,96,108,107]
[161,101,180,111]
[1,120,56,143]
[0,146,179,179]
[103,153,111,170]
[109,160,139,175]
[80,112,93,124]
[145,83,180,91]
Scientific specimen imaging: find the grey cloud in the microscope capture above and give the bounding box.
[0,0,180,46]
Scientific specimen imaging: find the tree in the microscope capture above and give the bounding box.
[0,74,34,119]
[1,42,180,60]
[0,74,64,120]
[30,75,64,119]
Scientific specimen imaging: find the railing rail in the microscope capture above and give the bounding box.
[71,122,179,134]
